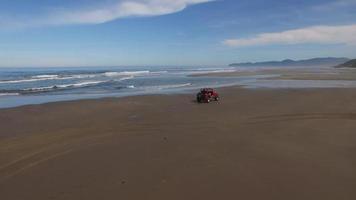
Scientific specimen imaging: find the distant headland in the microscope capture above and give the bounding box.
[229,57,350,67]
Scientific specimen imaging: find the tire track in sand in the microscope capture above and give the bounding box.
[247,113,356,124]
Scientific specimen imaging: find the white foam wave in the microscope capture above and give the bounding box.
[104,71,150,77]
[196,67,235,71]
[119,76,134,81]
[24,81,106,92]
[0,75,71,84]
[0,73,104,84]
[32,75,59,79]
[150,71,168,74]
[0,93,20,96]
[70,74,97,79]
[0,70,154,84]
[190,69,237,75]
[25,86,54,91]
[0,78,58,84]
[57,81,106,88]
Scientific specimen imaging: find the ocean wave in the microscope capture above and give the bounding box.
[32,74,59,79]
[0,77,58,84]
[70,74,97,79]
[0,70,153,85]
[0,75,73,84]
[60,81,106,88]
[104,71,150,77]
[0,73,105,84]
[0,92,20,96]
[118,76,134,81]
[34,73,100,80]
[189,69,237,75]
[116,85,136,90]
[22,81,107,93]
[195,67,235,71]
[150,71,168,74]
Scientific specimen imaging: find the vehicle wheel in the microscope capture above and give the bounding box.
[215,97,219,101]
[207,99,210,103]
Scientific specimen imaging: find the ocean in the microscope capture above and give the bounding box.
[0,66,250,108]
[2,66,356,109]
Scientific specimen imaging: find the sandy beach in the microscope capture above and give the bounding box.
[1,87,356,200]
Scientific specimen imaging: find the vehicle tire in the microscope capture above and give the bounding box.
[207,99,210,103]
[215,97,219,101]
[197,94,201,103]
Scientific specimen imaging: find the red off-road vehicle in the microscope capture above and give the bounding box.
[196,88,219,103]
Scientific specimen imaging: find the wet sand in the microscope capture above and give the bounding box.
[193,67,356,80]
[1,87,356,200]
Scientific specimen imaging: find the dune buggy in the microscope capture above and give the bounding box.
[196,88,219,103]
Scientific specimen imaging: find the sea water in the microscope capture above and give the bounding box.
[0,66,249,108]
[1,66,356,109]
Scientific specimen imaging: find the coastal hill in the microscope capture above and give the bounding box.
[336,59,356,68]
[229,57,350,67]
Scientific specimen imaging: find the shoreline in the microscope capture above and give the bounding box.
[0,85,344,111]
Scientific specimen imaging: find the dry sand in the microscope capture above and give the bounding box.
[1,87,356,200]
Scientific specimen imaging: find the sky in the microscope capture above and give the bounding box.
[0,0,355,67]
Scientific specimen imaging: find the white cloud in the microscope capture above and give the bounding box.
[0,0,213,28]
[223,24,356,47]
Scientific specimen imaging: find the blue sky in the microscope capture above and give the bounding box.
[0,0,356,67]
